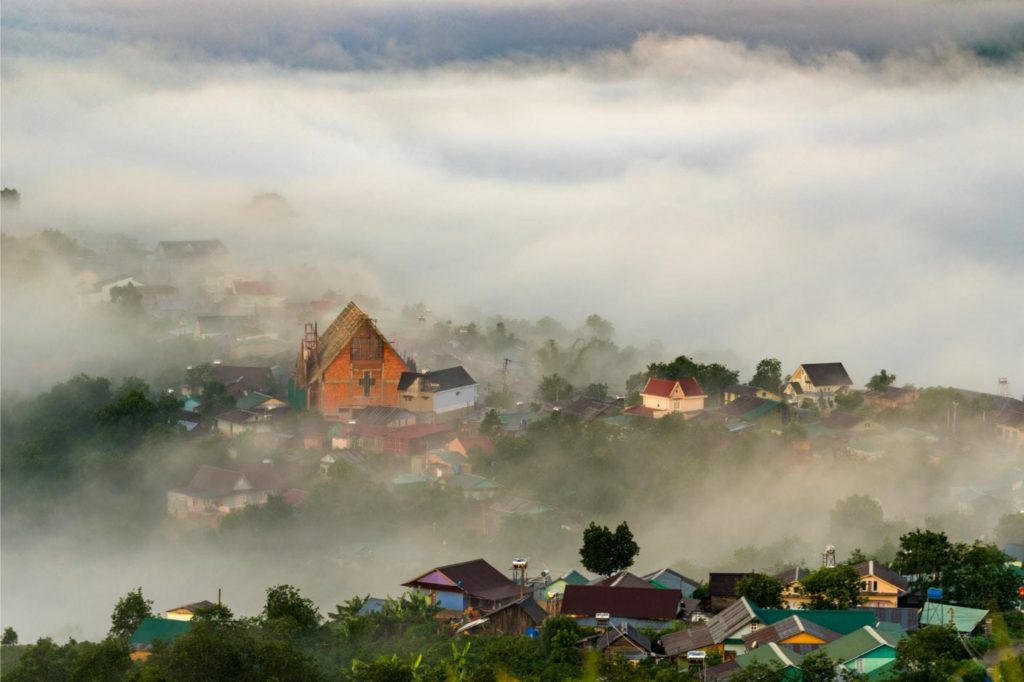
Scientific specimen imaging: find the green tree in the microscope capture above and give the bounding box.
[192,603,234,624]
[2,627,17,645]
[479,409,502,437]
[892,529,952,594]
[263,584,322,632]
[835,390,864,411]
[584,383,608,400]
[536,374,573,403]
[579,521,640,576]
[584,314,615,339]
[946,541,1017,610]
[866,370,896,392]
[2,638,73,681]
[749,358,783,393]
[995,513,1024,546]
[542,615,584,665]
[110,587,153,638]
[800,650,840,682]
[647,355,739,404]
[68,637,133,681]
[797,565,863,609]
[199,380,235,417]
[829,495,888,551]
[110,282,143,314]
[735,573,785,608]
[892,625,970,681]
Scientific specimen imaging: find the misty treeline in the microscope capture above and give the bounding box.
[3,367,1021,570]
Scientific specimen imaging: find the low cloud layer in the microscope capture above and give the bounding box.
[3,4,1024,391]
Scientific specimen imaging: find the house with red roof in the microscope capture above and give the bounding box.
[631,377,706,418]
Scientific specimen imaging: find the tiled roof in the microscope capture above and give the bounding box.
[743,615,840,650]
[800,363,853,387]
[589,572,655,589]
[398,366,476,392]
[167,600,216,614]
[854,560,908,591]
[708,572,751,598]
[642,377,705,397]
[596,623,653,653]
[662,598,759,656]
[561,585,680,621]
[403,559,521,602]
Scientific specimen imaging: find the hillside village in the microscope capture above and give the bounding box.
[2,233,1023,680]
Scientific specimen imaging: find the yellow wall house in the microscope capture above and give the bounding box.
[639,377,706,417]
[743,614,841,651]
[165,600,218,621]
[724,385,782,404]
[778,562,907,609]
[783,362,854,410]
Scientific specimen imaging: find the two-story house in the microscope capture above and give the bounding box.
[783,363,854,411]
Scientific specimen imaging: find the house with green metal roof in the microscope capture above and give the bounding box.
[130,617,193,659]
[707,642,804,681]
[820,625,905,677]
[541,569,590,602]
[757,608,876,636]
[448,473,499,500]
[919,603,990,634]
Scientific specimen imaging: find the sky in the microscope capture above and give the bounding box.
[2,0,1024,392]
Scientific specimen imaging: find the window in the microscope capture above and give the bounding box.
[351,324,384,360]
[856,660,864,673]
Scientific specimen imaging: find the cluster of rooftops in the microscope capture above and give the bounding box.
[128,556,994,677]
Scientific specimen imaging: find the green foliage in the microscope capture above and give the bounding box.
[893,529,1017,609]
[750,358,783,393]
[2,627,17,646]
[728,660,787,682]
[735,573,785,608]
[835,390,864,411]
[68,637,133,681]
[263,584,322,632]
[995,512,1024,546]
[2,638,74,681]
[867,370,897,392]
[647,355,739,404]
[892,529,951,577]
[584,382,609,400]
[110,282,143,314]
[3,636,131,682]
[580,520,640,576]
[110,587,153,638]
[348,654,420,681]
[946,541,1018,610]
[800,650,839,682]
[798,564,863,609]
[542,615,584,665]
[145,619,322,682]
[893,625,971,681]
[480,409,502,437]
[585,314,615,340]
[536,373,573,402]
